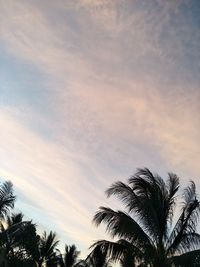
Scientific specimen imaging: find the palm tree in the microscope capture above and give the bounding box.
[35,231,59,267]
[0,212,38,266]
[58,244,80,267]
[92,168,200,267]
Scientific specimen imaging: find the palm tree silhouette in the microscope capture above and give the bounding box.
[35,231,59,267]
[92,168,200,267]
[58,244,80,267]
[0,212,38,266]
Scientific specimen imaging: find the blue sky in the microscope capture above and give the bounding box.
[0,0,200,256]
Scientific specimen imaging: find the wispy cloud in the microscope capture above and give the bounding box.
[0,108,111,251]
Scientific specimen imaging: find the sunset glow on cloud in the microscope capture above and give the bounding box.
[1,0,200,256]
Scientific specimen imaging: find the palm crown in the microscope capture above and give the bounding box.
[92,168,200,267]
[59,244,80,267]
[35,231,59,267]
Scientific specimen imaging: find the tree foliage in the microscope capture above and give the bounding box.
[92,168,200,267]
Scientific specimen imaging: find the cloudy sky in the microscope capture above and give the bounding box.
[0,0,200,256]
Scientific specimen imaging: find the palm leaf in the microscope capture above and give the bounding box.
[93,207,152,248]
[0,181,15,218]
[171,249,200,266]
[167,181,200,254]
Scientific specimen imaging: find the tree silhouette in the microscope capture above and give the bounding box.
[0,212,38,266]
[92,168,200,267]
[87,245,112,267]
[34,231,59,267]
[58,244,80,267]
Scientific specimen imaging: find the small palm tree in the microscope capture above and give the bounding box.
[35,231,59,267]
[58,244,80,267]
[92,168,200,267]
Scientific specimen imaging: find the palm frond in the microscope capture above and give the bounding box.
[90,239,146,265]
[165,173,179,226]
[0,181,15,218]
[171,249,200,267]
[74,260,90,267]
[106,178,158,243]
[93,207,151,247]
[87,245,110,267]
[39,231,59,262]
[6,212,24,228]
[64,244,80,267]
[89,240,129,262]
[177,233,200,253]
[128,168,170,244]
[167,181,200,254]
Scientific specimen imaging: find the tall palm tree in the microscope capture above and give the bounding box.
[58,244,80,267]
[92,168,200,267]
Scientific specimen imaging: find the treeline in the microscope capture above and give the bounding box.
[1,168,200,267]
[0,181,109,267]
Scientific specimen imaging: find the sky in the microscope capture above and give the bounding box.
[0,0,200,257]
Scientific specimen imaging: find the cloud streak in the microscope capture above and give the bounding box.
[0,108,111,251]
